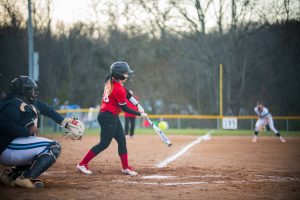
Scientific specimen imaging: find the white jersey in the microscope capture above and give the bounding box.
[254,107,271,119]
[254,106,278,133]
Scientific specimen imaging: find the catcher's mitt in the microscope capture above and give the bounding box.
[61,117,85,140]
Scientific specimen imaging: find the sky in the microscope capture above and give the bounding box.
[52,0,89,25]
[6,0,298,33]
[50,0,220,31]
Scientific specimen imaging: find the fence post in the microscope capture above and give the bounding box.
[177,118,181,129]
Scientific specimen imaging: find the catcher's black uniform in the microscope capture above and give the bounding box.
[0,94,64,155]
[0,94,64,187]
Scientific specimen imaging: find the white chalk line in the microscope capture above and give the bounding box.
[142,175,177,179]
[142,174,222,180]
[253,175,299,182]
[113,175,300,186]
[43,171,67,176]
[113,180,208,186]
[141,175,299,182]
[156,131,213,168]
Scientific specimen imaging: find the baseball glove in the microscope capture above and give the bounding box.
[259,125,266,132]
[61,117,85,140]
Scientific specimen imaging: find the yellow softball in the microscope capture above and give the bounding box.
[158,121,169,130]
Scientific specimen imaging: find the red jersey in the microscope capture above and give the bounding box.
[124,96,139,117]
[100,80,127,115]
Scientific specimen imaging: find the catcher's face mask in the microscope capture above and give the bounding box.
[24,86,38,104]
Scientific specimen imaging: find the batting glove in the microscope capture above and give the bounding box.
[140,112,147,118]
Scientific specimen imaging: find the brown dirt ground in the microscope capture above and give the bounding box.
[1,135,300,200]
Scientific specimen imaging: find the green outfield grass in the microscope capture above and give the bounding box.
[56,128,299,136]
[41,127,300,136]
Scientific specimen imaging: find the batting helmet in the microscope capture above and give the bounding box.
[110,61,134,80]
[10,75,38,103]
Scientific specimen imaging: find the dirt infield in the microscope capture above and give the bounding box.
[1,134,300,200]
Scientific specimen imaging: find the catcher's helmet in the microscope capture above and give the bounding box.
[110,61,134,80]
[10,75,38,103]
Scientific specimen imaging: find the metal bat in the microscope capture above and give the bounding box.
[145,116,172,147]
[125,89,172,147]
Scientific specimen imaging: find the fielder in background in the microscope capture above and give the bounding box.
[0,76,71,188]
[252,101,286,143]
[77,61,147,176]
[124,89,139,138]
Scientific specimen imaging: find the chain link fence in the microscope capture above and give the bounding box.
[39,109,300,133]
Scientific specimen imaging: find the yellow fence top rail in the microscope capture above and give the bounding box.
[56,109,300,120]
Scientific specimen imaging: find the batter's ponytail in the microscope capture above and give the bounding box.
[104,75,113,96]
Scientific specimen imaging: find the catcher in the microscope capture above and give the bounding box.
[0,75,85,188]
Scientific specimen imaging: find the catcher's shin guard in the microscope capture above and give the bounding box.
[22,141,61,179]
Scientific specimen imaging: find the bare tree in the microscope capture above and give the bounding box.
[0,0,24,28]
[222,0,299,115]
[212,0,225,34]
[169,0,213,35]
[129,0,172,38]
[255,0,300,25]
[167,0,218,114]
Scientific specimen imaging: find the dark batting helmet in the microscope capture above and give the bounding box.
[10,75,38,103]
[110,61,134,80]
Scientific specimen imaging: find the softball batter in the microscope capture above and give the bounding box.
[252,101,286,143]
[77,61,147,176]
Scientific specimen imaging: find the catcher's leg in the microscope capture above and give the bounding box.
[15,141,61,188]
[0,172,43,188]
[0,165,31,186]
[0,137,59,188]
[22,141,61,179]
[0,167,41,188]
